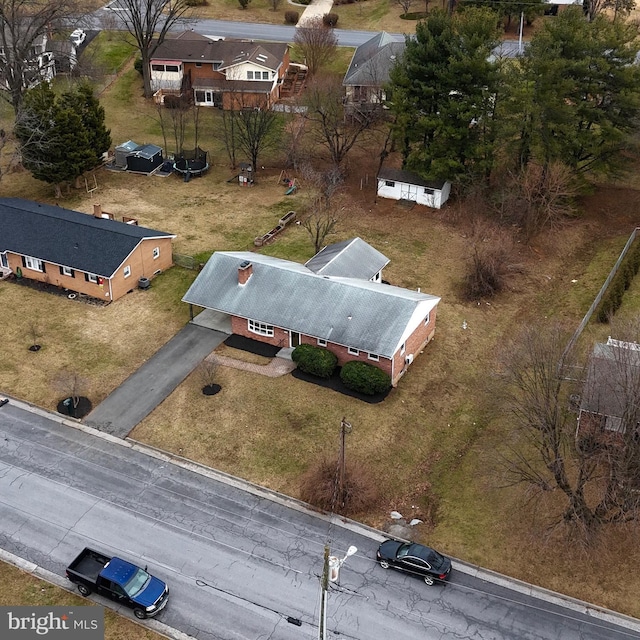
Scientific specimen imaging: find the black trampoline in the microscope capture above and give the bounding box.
[173,147,209,178]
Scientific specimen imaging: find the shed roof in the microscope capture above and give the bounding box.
[0,198,175,278]
[183,251,439,358]
[378,167,448,191]
[581,339,640,419]
[305,237,389,279]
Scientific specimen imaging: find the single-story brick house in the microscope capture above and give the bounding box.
[0,198,175,302]
[377,168,451,209]
[183,242,440,386]
[578,337,640,438]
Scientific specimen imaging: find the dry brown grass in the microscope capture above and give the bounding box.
[0,562,162,640]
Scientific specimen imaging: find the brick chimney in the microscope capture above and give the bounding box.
[238,260,253,285]
[93,203,102,218]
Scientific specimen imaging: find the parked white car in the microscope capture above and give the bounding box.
[70,29,86,47]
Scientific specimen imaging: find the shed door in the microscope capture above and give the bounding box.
[400,183,418,201]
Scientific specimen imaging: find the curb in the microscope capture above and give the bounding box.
[2,394,640,634]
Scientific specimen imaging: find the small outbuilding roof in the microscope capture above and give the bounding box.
[378,167,448,191]
[0,198,175,278]
[131,144,162,160]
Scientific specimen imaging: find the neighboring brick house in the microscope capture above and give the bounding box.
[0,198,175,303]
[150,31,290,109]
[183,240,440,386]
[578,338,640,440]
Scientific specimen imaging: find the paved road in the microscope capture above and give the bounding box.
[0,401,638,640]
[85,323,225,437]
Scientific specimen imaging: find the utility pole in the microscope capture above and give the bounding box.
[318,545,330,640]
[338,417,351,509]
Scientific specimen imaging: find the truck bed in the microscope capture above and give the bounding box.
[67,548,110,582]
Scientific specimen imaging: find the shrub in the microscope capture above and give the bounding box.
[284,10,299,24]
[323,12,339,26]
[340,361,391,395]
[134,57,143,75]
[292,343,337,378]
[596,238,640,323]
[299,457,380,516]
[185,0,207,5]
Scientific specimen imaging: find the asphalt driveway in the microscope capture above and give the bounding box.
[85,323,225,437]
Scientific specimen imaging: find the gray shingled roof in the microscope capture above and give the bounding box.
[183,251,439,358]
[378,167,448,191]
[305,237,389,279]
[343,32,405,87]
[0,198,174,278]
[581,340,640,419]
[151,32,287,71]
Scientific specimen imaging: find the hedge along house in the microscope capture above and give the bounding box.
[377,168,451,209]
[0,198,175,302]
[149,31,290,109]
[183,249,440,386]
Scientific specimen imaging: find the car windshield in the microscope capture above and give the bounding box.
[123,568,150,598]
[396,543,412,559]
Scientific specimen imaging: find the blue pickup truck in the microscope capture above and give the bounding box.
[66,548,169,619]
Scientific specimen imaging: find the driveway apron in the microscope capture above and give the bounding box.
[84,323,225,438]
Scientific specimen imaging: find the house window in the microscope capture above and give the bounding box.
[166,65,179,73]
[400,342,406,355]
[152,64,165,72]
[0,253,7,268]
[195,62,202,68]
[24,256,43,272]
[385,180,395,187]
[368,353,379,362]
[317,338,327,347]
[247,71,254,80]
[248,319,274,337]
[153,247,160,259]
[424,312,430,325]
[86,273,98,284]
[213,62,222,70]
[262,71,269,80]
[123,265,131,278]
[424,188,435,195]
[60,266,74,277]
[348,347,359,356]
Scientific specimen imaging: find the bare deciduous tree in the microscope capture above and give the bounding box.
[116,0,192,98]
[54,369,89,414]
[293,16,338,76]
[270,0,282,9]
[227,93,280,173]
[303,74,377,169]
[501,321,640,540]
[396,0,415,15]
[0,0,79,114]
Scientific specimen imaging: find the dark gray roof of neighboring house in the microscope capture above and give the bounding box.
[343,32,405,87]
[305,237,389,279]
[151,32,287,71]
[183,251,439,358]
[581,340,640,418]
[378,167,448,191]
[0,198,175,278]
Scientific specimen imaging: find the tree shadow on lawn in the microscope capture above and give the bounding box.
[292,368,391,404]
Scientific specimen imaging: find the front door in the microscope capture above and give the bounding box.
[290,332,300,348]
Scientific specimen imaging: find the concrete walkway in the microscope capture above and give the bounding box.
[296,0,335,26]
[85,323,226,438]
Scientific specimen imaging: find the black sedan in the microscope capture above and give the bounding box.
[376,540,452,585]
